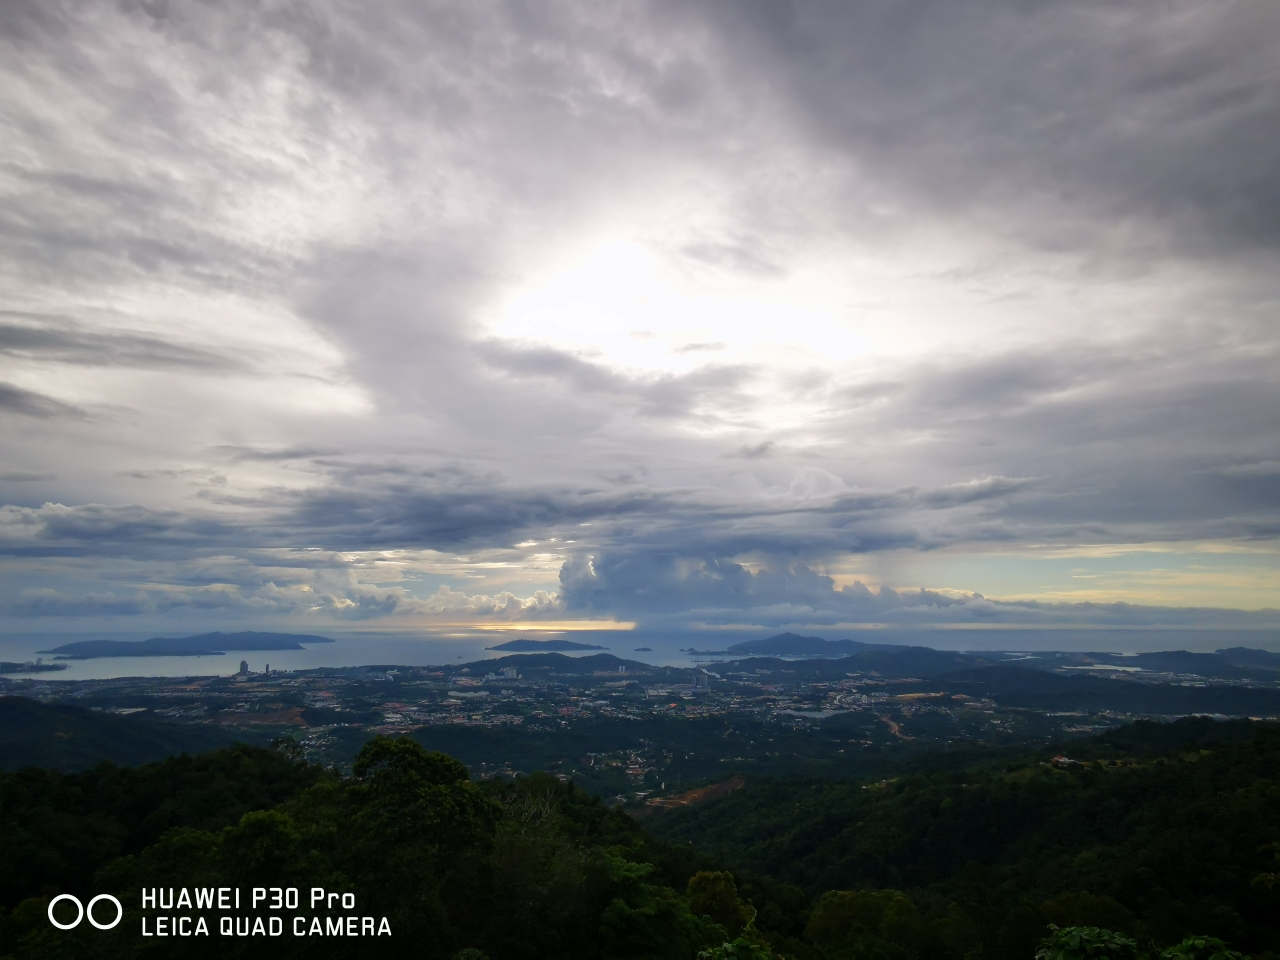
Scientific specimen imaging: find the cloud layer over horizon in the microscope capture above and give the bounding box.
[1,0,1278,637]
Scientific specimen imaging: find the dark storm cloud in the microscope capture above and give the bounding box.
[267,464,1046,560]
[0,463,1029,559]
[283,483,639,550]
[557,549,1279,629]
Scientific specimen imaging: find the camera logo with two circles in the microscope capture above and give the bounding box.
[47,894,123,931]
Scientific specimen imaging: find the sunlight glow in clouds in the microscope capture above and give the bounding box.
[488,238,867,376]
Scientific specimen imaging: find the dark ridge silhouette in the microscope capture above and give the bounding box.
[38,631,335,659]
[485,637,606,651]
[0,696,259,771]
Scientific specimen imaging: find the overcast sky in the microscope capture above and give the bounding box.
[1,0,1278,638]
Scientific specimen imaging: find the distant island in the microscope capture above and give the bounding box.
[0,661,67,674]
[485,638,606,652]
[683,632,895,658]
[38,631,336,660]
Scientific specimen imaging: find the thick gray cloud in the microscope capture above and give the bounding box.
[0,314,241,371]
[679,0,1280,255]
[558,551,1279,630]
[0,0,1277,633]
[0,383,82,419]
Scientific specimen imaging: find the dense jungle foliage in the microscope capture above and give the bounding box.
[0,696,257,772]
[1,718,1276,959]
[649,718,1280,959]
[1,737,742,959]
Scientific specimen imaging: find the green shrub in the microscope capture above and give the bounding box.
[1035,925,1144,959]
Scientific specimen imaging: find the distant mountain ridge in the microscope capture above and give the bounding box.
[727,632,894,656]
[39,631,335,660]
[732,634,931,660]
[721,633,1280,680]
[1216,646,1280,669]
[1081,648,1280,679]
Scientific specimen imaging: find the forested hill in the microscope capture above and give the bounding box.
[0,744,330,917]
[647,716,1280,958]
[0,696,261,772]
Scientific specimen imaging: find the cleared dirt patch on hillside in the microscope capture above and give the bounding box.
[643,774,746,812]
[217,706,309,727]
